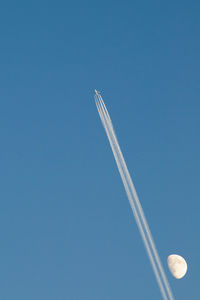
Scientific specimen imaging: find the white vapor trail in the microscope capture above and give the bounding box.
[94,91,175,300]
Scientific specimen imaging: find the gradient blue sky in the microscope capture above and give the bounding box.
[0,1,199,299]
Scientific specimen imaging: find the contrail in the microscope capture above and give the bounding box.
[94,90,174,300]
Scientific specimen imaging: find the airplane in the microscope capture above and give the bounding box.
[94,89,100,95]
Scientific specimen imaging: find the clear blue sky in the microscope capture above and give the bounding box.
[0,0,199,299]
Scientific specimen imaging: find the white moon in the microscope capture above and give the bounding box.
[167,254,187,279]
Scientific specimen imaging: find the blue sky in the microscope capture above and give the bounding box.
[0,0,199,299]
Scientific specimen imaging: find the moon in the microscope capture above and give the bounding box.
[167,254,187,279]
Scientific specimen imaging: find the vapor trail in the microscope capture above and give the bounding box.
[94,91,174,300]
